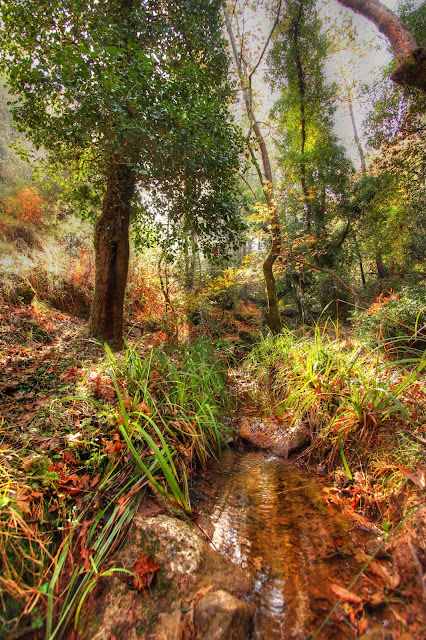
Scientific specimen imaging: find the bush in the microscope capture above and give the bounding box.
[353,285,426,355]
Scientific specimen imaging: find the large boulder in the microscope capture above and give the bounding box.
[83,514,255,640]
[194,589,255,640]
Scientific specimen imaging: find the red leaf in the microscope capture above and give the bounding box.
[131,554,159,591]
[63,450,78,465]
[80,547,94,571]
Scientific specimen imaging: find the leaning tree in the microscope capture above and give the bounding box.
[0,0,244,348]
[335,0,425,93]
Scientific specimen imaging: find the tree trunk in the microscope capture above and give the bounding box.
[376,251,388,279]
[358,250,367,287]
[89,162,136,350]
[336,0,425,93]
[263,214,282,333]
[347,90,366,174]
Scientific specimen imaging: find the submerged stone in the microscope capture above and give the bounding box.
[194,589,255,640]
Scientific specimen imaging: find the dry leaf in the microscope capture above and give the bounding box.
[137,401,150,415]
[80,547,94,571]
[250,556,263,571]
[398,465,426,490]
[132,554,159,591]
[330,583,362,604]
[368,560,400,589]
[358,616,369,634]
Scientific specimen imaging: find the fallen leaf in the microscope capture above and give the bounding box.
[90,474,99,488]
[330,583,362,604]
[368,560,400,589]
[368,592,385,607]
[132,554,159,591]
[39,436,60,451]
[250,556,263,571]
[80,547,94,571]
[16,498,32,514]
[65,432,83,446]
[398,465,426,490]
[137,401,150,415]
[358,615,369,634]
[22,453,42,471]
[63,450,78,465]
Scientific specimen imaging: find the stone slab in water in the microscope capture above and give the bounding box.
[194,589,256,640]
[234,415,310,456]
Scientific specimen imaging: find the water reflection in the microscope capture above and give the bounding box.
[193,450,367,640]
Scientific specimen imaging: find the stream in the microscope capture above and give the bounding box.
[192,448,385,640]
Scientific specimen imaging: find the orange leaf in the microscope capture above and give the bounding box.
[137,401,150,415]
[358,616,369,634]
[330,583,362,603]
[132,554,159,591]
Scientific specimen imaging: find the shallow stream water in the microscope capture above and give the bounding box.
[192,449,380,640]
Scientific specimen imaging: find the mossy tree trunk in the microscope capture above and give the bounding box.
[89,161,136,350]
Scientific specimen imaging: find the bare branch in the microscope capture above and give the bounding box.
[249,0,284,84]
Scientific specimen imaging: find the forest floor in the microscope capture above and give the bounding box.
[1,297,425,639]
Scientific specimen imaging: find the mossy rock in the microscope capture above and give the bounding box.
[15,282,36,304]
[23,319,52,343]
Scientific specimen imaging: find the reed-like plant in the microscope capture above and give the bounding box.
[243,323,425,473]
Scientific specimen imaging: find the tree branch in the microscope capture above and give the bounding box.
[248,0,283,84]
[335,0,425,93]
[287,251,359,303]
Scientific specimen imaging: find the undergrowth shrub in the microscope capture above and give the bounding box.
[244,324,426,487]
[0,213,94,315]
[353,285,426,356]
[106,335,230,483]
[4,186,46,227]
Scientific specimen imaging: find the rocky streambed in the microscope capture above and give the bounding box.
[82,402,425,639]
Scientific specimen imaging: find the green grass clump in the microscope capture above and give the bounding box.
[244,323,426,481]
[106,335,231,489]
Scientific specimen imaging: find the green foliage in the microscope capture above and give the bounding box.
[269,0,353,242]
[99,336,231,500]
[244,324,425,473]
[353,285,426,354]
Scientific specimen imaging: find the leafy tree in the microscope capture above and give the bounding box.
[0,0,243,348]
[269,0,354,268]
[360,2,425,278]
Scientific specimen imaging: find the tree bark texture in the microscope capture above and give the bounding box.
[89,162,136,349]
[336,0,425,93]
